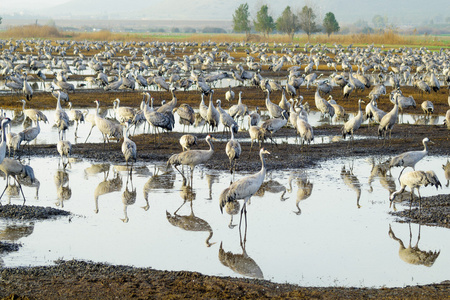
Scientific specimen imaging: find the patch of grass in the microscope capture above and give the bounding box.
[0,24,63,38]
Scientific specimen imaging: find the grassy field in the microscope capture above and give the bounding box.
[1,24,449,48]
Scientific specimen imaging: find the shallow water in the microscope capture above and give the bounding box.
[0,154,448,288]
[2,107,444,147]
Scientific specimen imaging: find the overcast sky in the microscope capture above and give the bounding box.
[1,0,70,13]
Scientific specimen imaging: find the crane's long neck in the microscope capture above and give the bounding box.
[260,152,267,175]
[1,122,7,143]
[238,93,242,104]
[56,94,62,110]
[423,140,429,152]
[22,101,26,110]
[207,138,214,152]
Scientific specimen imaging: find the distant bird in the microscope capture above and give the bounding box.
[248,107,260,127]
[57,140,72,169]
[93,100,120,144]
[67,102,84,137]
[22,73,33,101]
[167,135,216,183]
[179,134,197,151]
[173,103,195,132]
[216,99,238,136]
[389,170,441,208]
[342,99,364,141]
[261,110,288,144]
[378,93,399,140]
[54,91,70,140]
[206,90,220,132]
[225,85,235,102]
[0,158,35,203]
[248,126,267,152]
[315,87,334,118]
[226,124,241,175]
[365,99,386,125]
[122,122,137,175]
[296,115,314,147]
[265,90,283,119]
[389,137,433,178]
[219,148,270,229]
[19,117,40,150]
[327,96,346,120]
[20,99,48,124]
[421,101,434,116]
[113,98,135,124]
[229,91,248,125]
[0,118,12,164]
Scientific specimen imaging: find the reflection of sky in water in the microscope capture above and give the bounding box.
[0,154,448,288]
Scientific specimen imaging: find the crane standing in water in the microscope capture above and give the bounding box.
[219,148,270,233]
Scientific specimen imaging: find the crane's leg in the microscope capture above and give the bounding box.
[398,167,406,181]
[85,125,94,143]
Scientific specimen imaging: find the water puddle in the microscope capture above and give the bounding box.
[0,154,448,288]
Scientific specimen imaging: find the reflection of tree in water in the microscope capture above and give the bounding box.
[340,165,361,208]
[388,224,440,267]
[218,241,263,279]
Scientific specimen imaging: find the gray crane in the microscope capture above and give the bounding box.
[226,124,241,175]
[261,110,288,144]
[67,102,84,137]
[57,140,72,169]
[219,148,270,230]
[265,90,283,119]
[54,91,70,140]
[20,99,48,124]
[167,135,216,184]
[378,93,399,140]
[0,118,12,164]
[206,90,220,132]
[22,73,33,101]
[179,134,197,151]
[389,137,433,178]
[342,99,364,142]
[389,170,441,209]
[0,158,35,204]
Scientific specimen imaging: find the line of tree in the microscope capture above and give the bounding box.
[232,3,340,40]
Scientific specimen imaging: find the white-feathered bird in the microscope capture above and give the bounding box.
[389,137,433,178]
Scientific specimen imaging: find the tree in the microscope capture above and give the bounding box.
[323,12,340,37]
[276,6,300,40]
[372,15,388,29]
[298,5,320,40]
[232,3,251,36]
[253,5,275,37]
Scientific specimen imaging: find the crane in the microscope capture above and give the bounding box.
[389,170,441,209]
[226,124,241,175]
[219,148,270,231]
[167,135,216,185]
[122,122,137,176]
[342,99,364,142]
[67,102,85,137]
[54,91,70,140]
[20,99,48,124]
[0,118,12,164]
[389,137,433,178]
[0,158,35,204]
[57,140,72,169]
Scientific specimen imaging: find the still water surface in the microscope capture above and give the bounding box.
[0,154,448,288]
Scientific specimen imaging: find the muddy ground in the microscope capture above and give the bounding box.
[0,85,449,299]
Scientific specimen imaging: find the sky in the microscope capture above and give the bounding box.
[1,0,69,13]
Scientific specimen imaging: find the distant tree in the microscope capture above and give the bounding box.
[253,5,275,37]
[184,27,196,33]
[171,27,180,33]
[322,12,340,37]
[298,5,320,40]
[276,6,300,40]
[0,16,3,25]
[233,3,251,36]
[372,14,388,29]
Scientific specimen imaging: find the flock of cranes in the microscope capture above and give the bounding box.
[0,38,449,230]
